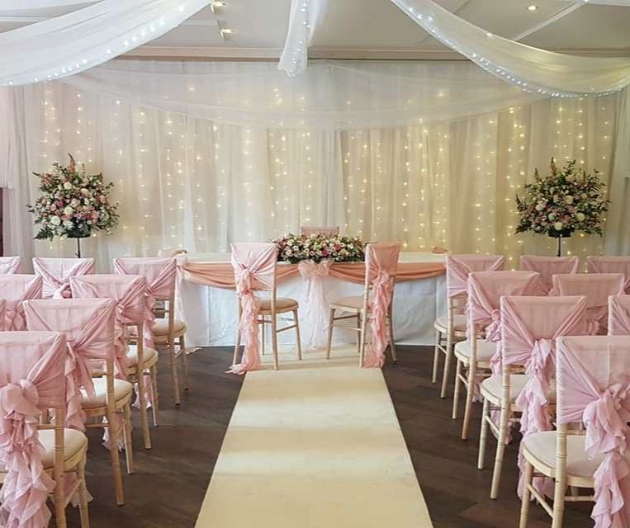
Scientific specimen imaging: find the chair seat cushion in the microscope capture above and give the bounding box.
[39,429,88,469]
[152,318,186,336]
[330,295,364,311]
[260,298,298,312]
[81,378,134,409]
[434,314,467,334]
[454,339,497,363]
[522,431,629,479]
[481,375,557,404]
[127,344,158,367]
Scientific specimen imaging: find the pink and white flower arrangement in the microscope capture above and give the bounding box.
[273,233,365,264]
[515,159,608,238]
[27,154,120,241]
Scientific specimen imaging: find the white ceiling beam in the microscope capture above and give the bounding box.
[513,1,585,41]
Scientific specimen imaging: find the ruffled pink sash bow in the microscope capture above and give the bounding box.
[363,269,393,368]
[583,384,630,528]
[64,344,94,431]
[0,381,55,528]
[298,260,331,350]
[516,338,555,496]
[229,267,261,374]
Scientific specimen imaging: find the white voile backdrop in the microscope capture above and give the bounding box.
[1,59,628,270]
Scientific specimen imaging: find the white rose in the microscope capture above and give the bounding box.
[50,216,61,226]
[63,206,74,215]
[535,204,545,212]
[565,196,574,204]
[554,222,564,231]
[63,220,73,229]
[63,182,73,190]
[548,213,555,220]
[576,213,585,222]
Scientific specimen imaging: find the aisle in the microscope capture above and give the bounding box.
[195,347,434,528]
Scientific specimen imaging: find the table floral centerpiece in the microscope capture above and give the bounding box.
[515,159,608,256]
[273,233,365,263]
[27,154,120,257]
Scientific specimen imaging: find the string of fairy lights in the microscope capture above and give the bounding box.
[36,80,617,263]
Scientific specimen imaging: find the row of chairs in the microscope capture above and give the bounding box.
[0,256,191,527]
[431,254,630,527]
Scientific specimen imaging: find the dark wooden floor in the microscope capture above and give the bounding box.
[67,345,593,528]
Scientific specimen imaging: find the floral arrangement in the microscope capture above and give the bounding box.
[515,159,608,238]
[27,155,120,241]
[274,233,365,263]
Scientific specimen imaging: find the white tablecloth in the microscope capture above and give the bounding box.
[178,253,446,348]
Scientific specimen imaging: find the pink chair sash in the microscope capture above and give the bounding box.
[229,243,277,374]
[298,259,332,350]
[70,275,152,379]
[0,331,67,528]
[552,274,626,335]
[501,295,588,496]
[0,276,43,331]
[446,254,505,299]
[363,243,401,369]
[520,255,580,294]
[113,257,177,349]
[609,296,630,336]
[588,257,630,294]
[0,257,21,275]
[32,257,95,300]
[24,299,116,431]
[557,336,630,528]
[468,271,542,376]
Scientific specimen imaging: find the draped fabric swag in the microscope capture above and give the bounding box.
[1,59,628,270]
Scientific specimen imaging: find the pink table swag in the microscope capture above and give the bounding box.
[0,331,68,528]
[229,243,278,374]
[32,257,95,299]
[0,275,43,331]
[362,243,400,368]
[557,336,630,528]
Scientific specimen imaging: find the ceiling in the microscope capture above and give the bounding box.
[1,0,630,60]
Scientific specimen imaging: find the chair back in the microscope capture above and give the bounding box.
[468,271,542,344]
[552,273,625,335]
[0,256,21,274]
[230,243,278,294]
[0,275,43,330]
[113,257,177,300]
[587,256,630,293]
[608,295,630,336]
[32,257,95,299]
[556,335,630,528]
[445,254,505,299]
[520,255,580,294]
[501,295,588,448]
[300,226,340,236]
[24,298,117,429]
[0,330,68,527]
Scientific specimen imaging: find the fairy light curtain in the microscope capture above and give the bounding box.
[0,0,211,87]
[1,59,627,270]
[279,0,630,96]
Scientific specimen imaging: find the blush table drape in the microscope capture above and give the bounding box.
[177,252,446,350]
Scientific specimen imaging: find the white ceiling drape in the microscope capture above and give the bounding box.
[0,0,211,87]
[279,0,630,97]
[63,60,541,129]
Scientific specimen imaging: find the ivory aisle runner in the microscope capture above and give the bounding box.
[195,349,434,527]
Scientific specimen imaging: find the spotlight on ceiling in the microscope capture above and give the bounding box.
[211,1,226,14]
[527,4,538,11]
